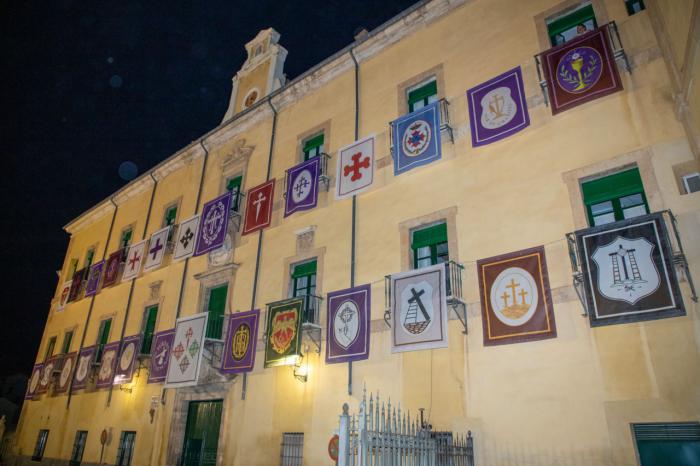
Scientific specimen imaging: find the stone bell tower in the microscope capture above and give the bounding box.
[222,28,288,122]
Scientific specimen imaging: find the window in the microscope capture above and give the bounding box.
[291,260,317,324]
[84,247,95,269]
[68,258,79,280]
[632,422,700,466]
[32,429,49,461]
[226,175,243,211]
[625,0,645,15]
[407,79,438,112]
[69,430,88,466]
[115,431,136,466]
[280,432,303,466]
[95,318,112,363]
[44,336,57,362]
[582,168,649,226]
[120,227,133,249]
[205,285,228,340]
[61,330,74,354]
[163,204,178,227]
[302,134,324,161]
[546,3,597,46]
[682,172,700,194]
[412,223,449,269]
[140,305,158,355]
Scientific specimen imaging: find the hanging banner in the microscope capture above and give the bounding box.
[390,264,448,353]
[114,334,141,384]
[54,352,77,394]
[143,226,171,272]
[284,157,321,217]
[575,213,685,327]
[56,280,72,311]
[84,260,104,297]
[121,240,147,282]
[467,67,530,147]
[477,246,557,346]
[221,309,260,374]
[26,364,43,399]
[264,298,303,368]
[326,284,371,364]
[37,357,58,394]
[391,101,442,176]
[165,313,208,388]
[335,136,375,200]
[147,329,175,384]
[173,215,200,261]
[72,346,95,390]
[102,249,125,287]
[68,268,86,302]
[242,180,275,235]
[542,27,623,115]
[95,342,120,388]
[195,192,233,256]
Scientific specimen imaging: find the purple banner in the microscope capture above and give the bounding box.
[326,284,371,364]
[72,346,95,390]
[284,157,320,217]
[84,260,104,297]
[221,310,260,374]
[114,335,141,384]
[37,357,59,394]
[147,329,175,383]
[467,67,530,147]
[195,192,232,256]
[102,249,124,287]
[95,342,120,388]
[26,364,43,400]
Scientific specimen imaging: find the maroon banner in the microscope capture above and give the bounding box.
[103,249,125,287]
[542,27,622,115]
[242,180,275,235]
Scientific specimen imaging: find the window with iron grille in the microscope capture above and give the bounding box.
[226,175,243,212]
[31,429,49,461]
[632,422,700,466]
[302,133,324,161]
[280,432,303,466]
[412,223,449,269]
[69,430,88,466]
[407,79,438,113]
[115,431,136,466]
[291,260,318,324]
[682,172,700,194]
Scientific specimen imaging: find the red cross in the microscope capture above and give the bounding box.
[128,250,141,270]
[343,152,370,181]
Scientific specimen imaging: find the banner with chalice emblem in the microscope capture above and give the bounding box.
[221,309,260,374]
[478,246,557,346]
[264,298,303,368]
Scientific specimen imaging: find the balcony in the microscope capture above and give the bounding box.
[389,98,454,156]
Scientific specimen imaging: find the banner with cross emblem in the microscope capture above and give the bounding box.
[147,329,175,383]
[221,309,260,374]
[326,284,371,364]
[143,226,170,272]
[335,136,375,200]
[165,313,208,388]
[195,192,233,256]
[173,215,200,261]
[242,180,275,235]
[121,240,147,282]
[284,157,320,217]
[478,246,557,346]
[391,101,442,176]
[390,264,448,353]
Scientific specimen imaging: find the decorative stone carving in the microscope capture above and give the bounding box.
[148,281,163,301]
[221,138,255,169]
[296,226,316,253]
[208,233,233,267]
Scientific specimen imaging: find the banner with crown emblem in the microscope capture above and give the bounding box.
[195,192,232,256]
[143,226,170,272]
[242,180,275,235]
[72,346,95,390]
[285,157,320,217]
[56,280,72,311]
[392,102,442,176]
[68,268,87,302]
[173,215,200,261]
[390,264,448,353]
[264,298,303,368]
[95,342,120,388]
[477,246,557,346]
[54,352,76,394]
[336,136,375,200]
[165,313,208,388]
[84,260,104,297]
[541,27,623,115]
[147,329,175,383]
[574,213,685,327]
[114,334,141,384]
[102,249,125,287]
[326,284,371,364]
[467,67,530,147]
[221,309,260,374]
[122,240,147,282]
[26,364,43,399]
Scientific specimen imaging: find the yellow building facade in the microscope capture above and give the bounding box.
[10,0,700,465]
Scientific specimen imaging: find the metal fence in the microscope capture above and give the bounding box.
[338,391,474,466]
[280,432,304,466]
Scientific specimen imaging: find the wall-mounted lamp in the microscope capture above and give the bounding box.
[293,344,310,383]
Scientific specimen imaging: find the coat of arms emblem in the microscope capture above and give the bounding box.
[480,87,517,129]
[402,120,432,157]
[270,309,298,354]
[556,46,603,94]
[333,300,359,349]
[231,323,251,361]
[399,281,434,335]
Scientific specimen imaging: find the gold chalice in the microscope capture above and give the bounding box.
[571,55,586,91]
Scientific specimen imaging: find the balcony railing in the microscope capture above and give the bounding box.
[296,293,324,326]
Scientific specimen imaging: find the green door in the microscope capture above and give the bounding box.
[182,400,223,466]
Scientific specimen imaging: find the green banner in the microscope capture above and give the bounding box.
[264,298,304,368]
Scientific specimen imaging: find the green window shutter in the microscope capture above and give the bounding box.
[546,4,596,38]
[206,285,228,339]
[100,319,112,345]
[292,260,317,278]
[411,223,448,250]
[581,169,644,205]
[165,206,178,226]
[121,229,133,248]
[141,306,158,354]
[62,331,73,354]
[303,134,324,153]
[226,176,242,193]
[44,337,56,361]
[407,80,438,110]
[85,249,95,269]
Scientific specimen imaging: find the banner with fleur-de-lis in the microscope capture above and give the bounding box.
[541,27,623,115]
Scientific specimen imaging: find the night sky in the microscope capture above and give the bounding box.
[2,0,419,377]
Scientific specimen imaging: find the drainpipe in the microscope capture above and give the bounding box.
[67,196,119,409]
[107,171,159,406]
[348,47,360,396]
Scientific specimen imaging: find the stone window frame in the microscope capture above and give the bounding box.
[60,325,78,354]
[672,160,700,195]
[398,206,459,272]
[83,242,98,268]
[297,120,332,164]
[194,265,237,339]
[282,247,326,300]
[561,147,664,230]
[43,334,58,362]
[161,197,182,228]
[533,0,609,52]
[396,64,446,117]
[139,280,165,348]
[118,222,137,250]
[94,312,117,346]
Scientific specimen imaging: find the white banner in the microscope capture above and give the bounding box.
[165,313,208,388]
